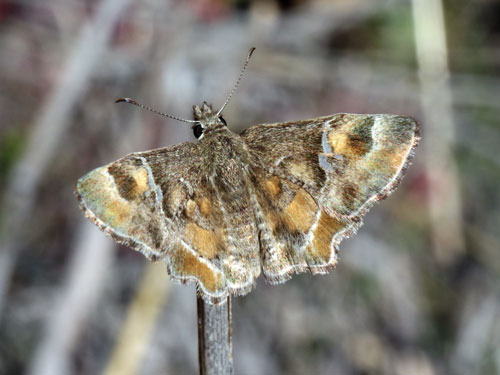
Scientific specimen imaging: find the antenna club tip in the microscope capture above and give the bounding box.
[248,47,256,57]
[115,97,132,104]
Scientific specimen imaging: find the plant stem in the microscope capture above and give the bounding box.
[197,295,233,375]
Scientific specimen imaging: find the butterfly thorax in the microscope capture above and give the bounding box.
[199,125,251,174]
[191,113,256,209]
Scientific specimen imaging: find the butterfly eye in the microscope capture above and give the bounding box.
[193,124,203,139]
[219,116,227,126]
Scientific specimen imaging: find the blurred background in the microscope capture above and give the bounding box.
[1,0,499,374]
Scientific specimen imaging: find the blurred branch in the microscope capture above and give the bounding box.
[343,234,422,339]
[451,281,500,374]
[333,57,500,110]
[0,0,132,314]
[103,262,170,375]
[411,0,465,263]
[27,221,115,375]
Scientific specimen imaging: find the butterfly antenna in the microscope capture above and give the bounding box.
[216,47,255,117]
[115,98,199,124]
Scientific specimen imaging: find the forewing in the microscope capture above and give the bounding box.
[241,114,419,281]
[76,142,259,303]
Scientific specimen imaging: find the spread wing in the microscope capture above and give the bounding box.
[76,142,260,304]
[240,113,419,282]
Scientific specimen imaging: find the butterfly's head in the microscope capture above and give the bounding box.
[192,101,227,139]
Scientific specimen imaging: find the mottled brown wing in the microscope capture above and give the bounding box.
[240,113,419,282]
[75,142,260,303]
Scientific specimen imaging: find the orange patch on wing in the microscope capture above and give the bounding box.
[284,188,318,232]
[168,185,186,213]
[173,245,222,292]
[263,177,281,198]
[329,132,351,155]
[185,222,219,259]
[198,197,212,216]
[310,212,346,261]
[328,130,370,157]
[105,199,132,227]
[364,148,407,176]
[378,148,406,168]
[131,168,149,197]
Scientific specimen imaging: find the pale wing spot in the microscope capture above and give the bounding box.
[185,200,196,218]
[274,155,287,166]
[372,115,385,143]
[318,153,335,173]
[288,161,314,181]
[322,127,332,154]
[103,168,117,188]
[319,124,341,173]
[168,185,186,213]
[139,156,163,209]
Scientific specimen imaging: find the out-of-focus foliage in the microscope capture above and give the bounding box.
[1,0,499,374]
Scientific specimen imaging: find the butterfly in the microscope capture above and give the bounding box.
[75,48,419,304]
